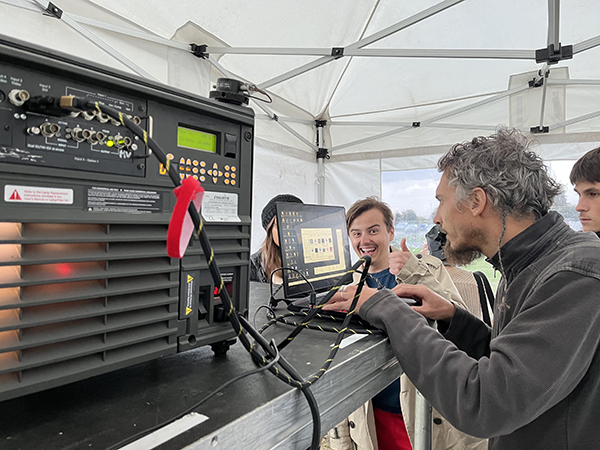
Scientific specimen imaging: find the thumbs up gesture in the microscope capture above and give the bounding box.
[389,238,412,275]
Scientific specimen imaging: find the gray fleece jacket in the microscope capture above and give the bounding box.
[361,212,600,450]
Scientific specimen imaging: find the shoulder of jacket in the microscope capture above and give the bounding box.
[417,253,443,267]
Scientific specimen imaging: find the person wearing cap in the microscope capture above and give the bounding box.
[250,194,303,283]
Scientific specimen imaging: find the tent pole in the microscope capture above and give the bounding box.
[331,84,530,152]
[573,34,600,54]
[29,0,157,81]
[414,389,433,450]
[259,0,465,89]
[547,0,560,50]
[538,68,550,131]
[316,121,327,205]
[549,109,600,131]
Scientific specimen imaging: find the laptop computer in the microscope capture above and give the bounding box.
[275,202,352,311]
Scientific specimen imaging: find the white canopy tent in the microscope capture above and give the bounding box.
[2,0,599,251]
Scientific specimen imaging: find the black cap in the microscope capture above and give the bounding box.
[426,225,447,261]
[261,194,303,230]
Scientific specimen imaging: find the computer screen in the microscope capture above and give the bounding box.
[276,202,351,298]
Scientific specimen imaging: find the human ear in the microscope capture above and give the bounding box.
[468,188,487,216]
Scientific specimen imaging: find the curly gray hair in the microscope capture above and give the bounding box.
[438,128,562,219]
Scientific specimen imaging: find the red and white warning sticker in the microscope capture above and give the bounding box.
[4,185,73,204]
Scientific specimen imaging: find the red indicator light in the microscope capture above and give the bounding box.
[57,263,72,276]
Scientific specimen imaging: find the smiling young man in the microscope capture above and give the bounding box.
[326,129,600,450]
[570,146,600,236]
[346,197,462,303]
[330,197,463,450]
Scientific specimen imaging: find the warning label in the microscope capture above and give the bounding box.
[185,274,194,316]
[86,186,163,214]
[4,184,73,204]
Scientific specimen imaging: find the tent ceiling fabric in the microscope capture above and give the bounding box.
[1,0,600,164]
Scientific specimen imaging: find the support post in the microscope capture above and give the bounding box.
[414,390,433,450]
[315,120,328,205]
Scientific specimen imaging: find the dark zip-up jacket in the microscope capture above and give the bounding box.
[361,212,600,449]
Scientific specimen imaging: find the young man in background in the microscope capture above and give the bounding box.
[570,145,600,236]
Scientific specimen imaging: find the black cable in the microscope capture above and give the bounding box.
[77,98,323,448]
[238,314,321,449]
[265,312,382,335]
[253,303,276,328]
[269,266,317,307]
[54,96,371,450]
[274,257,370,353]
[106,339,281,450]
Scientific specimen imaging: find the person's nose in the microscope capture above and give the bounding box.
[359,234,371,246]
[576,197,588,212]
[433,209,442,225]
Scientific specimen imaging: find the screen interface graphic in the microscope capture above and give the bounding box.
[277,203,350,297]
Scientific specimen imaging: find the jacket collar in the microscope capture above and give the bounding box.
[487,211,567,281]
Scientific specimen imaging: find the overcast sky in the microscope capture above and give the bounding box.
[382,160,580,222]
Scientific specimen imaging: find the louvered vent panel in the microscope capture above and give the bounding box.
[183,224,251,270]
[0,222,180,400]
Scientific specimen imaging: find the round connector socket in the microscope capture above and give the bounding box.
[8,89,30,107]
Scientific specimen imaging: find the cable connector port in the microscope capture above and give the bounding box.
[71,127,85,143]
[81,110,95,121]
[39,122,61,138]
[8,89,30,107]
[25,95,86,117]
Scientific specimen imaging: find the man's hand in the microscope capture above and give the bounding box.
[389,238,412,275]
[392,284,456,321]
[323,285,378,314]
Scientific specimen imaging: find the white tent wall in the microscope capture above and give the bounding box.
[251,140,318,253]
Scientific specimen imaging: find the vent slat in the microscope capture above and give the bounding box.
[205,228,250,240]
[0,242,170,266]
[0,290,176,332]
[0,322,176,375]
[0,307,177,353]
[0,223,168,244]
[0,338,177,396]
[182,254,248,270]
[0,258,177,288]
[188,242,250,253]
[0,274,178,310]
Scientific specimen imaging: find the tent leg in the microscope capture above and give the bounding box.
[316,121,327,205]
[414,389,432,450]
[317,157,325,205]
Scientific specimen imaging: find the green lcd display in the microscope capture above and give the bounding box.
[177,126,217,153]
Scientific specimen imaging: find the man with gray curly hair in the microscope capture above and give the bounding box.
[325,128,600,449]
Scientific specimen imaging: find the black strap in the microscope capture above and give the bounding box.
[473,271,494,327]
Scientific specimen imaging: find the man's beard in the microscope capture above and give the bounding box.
[443,227,483,266]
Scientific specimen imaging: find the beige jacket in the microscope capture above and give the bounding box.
[329,251,469,450]
[401,262,488,450]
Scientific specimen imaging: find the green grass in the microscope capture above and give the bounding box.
[462,256,501,293]
[405,245,502,295]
